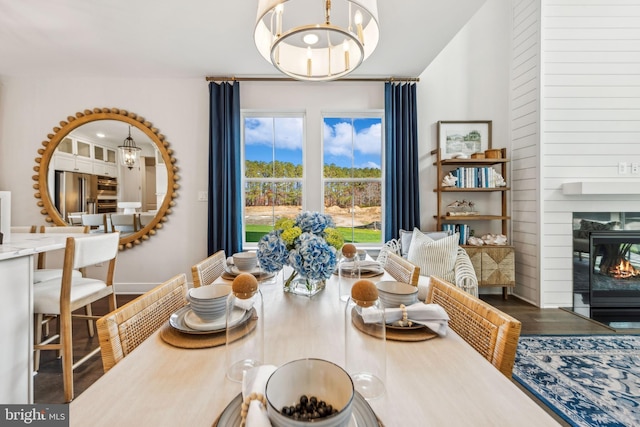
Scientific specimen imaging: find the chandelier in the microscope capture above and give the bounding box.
[254,0,379,81]
[118,126,141,170]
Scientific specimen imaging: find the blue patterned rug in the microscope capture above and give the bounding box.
[513,335,640,427]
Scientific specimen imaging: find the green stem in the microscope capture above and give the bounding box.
[284,270,298,289]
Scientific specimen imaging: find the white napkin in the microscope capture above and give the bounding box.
[242,365,277,427]
[362,302,450,336]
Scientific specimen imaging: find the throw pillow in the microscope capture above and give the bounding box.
[399,228,452,258]
[407,231,459,283]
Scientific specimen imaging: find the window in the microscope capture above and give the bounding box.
[323,114,383,245]
[241,111,384,247]
[242,113,304,244]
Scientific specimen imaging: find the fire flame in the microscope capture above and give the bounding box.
[608,258,640,279]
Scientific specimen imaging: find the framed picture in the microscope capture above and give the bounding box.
[437,120,492,159]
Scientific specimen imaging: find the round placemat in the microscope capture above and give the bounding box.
[351,308,437,342]
[160,309,257,349]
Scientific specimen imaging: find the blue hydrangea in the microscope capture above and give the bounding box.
[256,230,289,272]
[288,232,338,281]
[295,211,334,234]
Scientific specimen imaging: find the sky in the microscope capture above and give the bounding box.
[244,116,382,169]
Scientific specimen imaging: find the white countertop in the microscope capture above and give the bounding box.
[0,233,86,261]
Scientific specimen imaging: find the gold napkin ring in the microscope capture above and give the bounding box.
[399,304,413,327]
[240,392,267,427]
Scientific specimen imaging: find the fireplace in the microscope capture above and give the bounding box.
[589,230,640,321]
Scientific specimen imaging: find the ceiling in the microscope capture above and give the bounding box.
[0,0,486,80]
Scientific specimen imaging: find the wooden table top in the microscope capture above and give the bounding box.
[70,270,559,426]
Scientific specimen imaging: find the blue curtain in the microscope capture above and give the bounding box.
[384,82,421,241]
[208,82,242,255]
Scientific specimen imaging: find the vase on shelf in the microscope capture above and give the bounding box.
[283,270,326,297]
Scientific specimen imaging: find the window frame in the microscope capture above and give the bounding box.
[321,110,385,248]
[241,110,307,248]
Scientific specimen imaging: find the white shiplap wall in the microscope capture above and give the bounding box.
[540,0,640,307]
[511,0,541,305]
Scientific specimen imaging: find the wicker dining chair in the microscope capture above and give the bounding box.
[426,276,522,378]
[191,250,227,287]
[97,273,188,373]
[384,252,420,286]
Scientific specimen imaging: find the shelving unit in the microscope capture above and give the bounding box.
[431,147,515,298]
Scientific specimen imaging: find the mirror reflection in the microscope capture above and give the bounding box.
[34,108,179,250]
[49,121,165,238]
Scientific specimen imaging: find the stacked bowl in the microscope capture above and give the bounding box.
[233,251,258,271]
[375,281,418,308]
[187,285,231,321]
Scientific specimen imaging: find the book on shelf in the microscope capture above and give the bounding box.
[442,223,470,245]
[451,166,499,188]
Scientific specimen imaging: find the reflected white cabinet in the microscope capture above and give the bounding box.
[93,144,118,177]
[55,137,93,174]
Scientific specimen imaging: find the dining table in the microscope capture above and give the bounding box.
[69,266,559,426]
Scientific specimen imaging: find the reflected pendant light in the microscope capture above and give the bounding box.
[118,126,141,170]
[255,0,379,81]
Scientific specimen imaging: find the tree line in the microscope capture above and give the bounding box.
[245,160,381,208]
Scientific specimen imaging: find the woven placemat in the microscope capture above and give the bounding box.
[221,271,277,281]
[160,309,257,349]
[351,308,437,342]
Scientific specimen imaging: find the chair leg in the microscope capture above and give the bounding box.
[85,304,95,338]
[34,313,43,372]
[60,311,74,403]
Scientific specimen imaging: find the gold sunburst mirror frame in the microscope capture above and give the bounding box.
[33,107,180,251]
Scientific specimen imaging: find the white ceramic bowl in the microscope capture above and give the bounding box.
[187,285,231,320]
[375,281,418,308]
[233,251,258,271]
[266,359,354,427]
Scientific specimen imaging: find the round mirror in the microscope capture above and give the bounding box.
[33,107,180,250]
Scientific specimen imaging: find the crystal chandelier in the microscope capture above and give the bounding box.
[254,0,379,81]
[118,126,141,170]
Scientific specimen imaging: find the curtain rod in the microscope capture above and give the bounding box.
[205,76,419,83]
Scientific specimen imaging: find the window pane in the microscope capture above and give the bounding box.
[245,117,274,177]
[274,117,303,178]
[324,182,382,244]
[323,115,383,244]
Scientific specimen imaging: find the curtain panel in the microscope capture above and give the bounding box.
[208,81,242,255]
[384,82,421,241]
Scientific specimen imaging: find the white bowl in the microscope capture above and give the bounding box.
[233,252,258,271]
[375,281,418,308]
[187,285,231,320]
[266,359,354,427]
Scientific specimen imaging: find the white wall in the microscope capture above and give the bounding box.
[511,0,541,306]
[0,77,382,292]
[540,0,640,307]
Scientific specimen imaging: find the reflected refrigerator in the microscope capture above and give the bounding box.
[54,171,97,223]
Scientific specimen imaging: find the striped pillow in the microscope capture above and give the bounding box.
[407,231,459,283]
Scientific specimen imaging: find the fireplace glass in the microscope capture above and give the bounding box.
[589,231,640,323]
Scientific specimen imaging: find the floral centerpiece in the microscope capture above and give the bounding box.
[257,211,344,296]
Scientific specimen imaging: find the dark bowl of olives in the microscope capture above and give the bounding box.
[265,358,354,426]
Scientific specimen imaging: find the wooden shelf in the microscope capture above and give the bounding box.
[436,187,510,193]
[438,215,511,221]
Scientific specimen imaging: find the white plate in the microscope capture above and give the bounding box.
[184,307,247,331]
[214,391,382,426]
[169,306,250,335]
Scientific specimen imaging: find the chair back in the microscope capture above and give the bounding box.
[191,250,227,287]
[385,252,420,285]
[11,225,36,233]
[426,276,521,378]
[110,214,138,232]
[82,213,108,232]
[97,274,188,372]
[69,232,120,270]
[38,225,90,269]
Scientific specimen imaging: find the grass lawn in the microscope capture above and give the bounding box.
[246,225,381,244]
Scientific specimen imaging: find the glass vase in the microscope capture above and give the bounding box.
[283,270,325,297]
